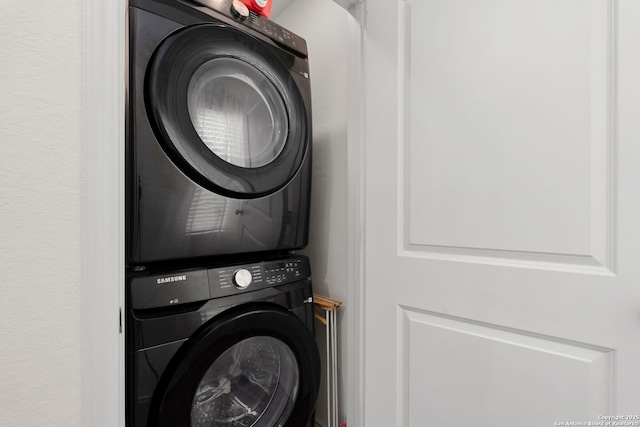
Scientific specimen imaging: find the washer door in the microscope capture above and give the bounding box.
[147,24,309,198]
[148,303,321,427]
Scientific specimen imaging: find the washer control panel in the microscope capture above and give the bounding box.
[213,263,263,294]
[209,256,311,298]
[130,256,311,309]
[264,259,304,284]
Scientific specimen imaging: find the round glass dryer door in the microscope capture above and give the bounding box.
[187,58,289,170]
[147,24,309,198]
[150,303,321,427]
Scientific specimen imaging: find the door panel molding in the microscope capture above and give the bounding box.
[397,0,618,276]
[399,246,616,276]
[397,306,615,424]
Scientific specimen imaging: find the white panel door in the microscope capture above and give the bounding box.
[363,0,640,425]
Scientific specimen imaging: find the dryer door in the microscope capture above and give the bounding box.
[147,24,310,198]
[148,303,320,427]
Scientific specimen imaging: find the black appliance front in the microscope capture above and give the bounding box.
[127,255,321,426]
[127,0,312,266]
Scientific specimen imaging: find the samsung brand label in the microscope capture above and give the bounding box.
[156,275,187,285]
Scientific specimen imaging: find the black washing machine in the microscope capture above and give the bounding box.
[127,0,312,266]
[127,255,321,426]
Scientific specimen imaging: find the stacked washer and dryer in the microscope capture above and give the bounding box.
[125,0,321,425]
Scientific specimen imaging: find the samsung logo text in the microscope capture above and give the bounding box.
[156,275,187,285]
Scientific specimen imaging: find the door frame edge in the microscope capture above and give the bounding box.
[84,0,126,425]
[346,2,366,427]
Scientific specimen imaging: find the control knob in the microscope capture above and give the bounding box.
[230,0,250,20]
[232,268,252,289]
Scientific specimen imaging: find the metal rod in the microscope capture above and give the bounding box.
[313,295,342,427]
[331,309,338,427]
[326,310,332,427]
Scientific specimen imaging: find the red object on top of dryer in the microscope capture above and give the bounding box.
[237,0,272,18]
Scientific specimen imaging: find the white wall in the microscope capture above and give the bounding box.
[274,1,351,425]
[0,1,85,426]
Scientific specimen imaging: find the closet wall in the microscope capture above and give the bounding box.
[275,1,350,424]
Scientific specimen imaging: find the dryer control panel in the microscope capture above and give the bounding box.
[190,0,308,56]
[130,256,311,309]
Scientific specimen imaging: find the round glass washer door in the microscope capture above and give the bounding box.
[191,336,298,426]
[147,24,309,198]
[149,303,321,427]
